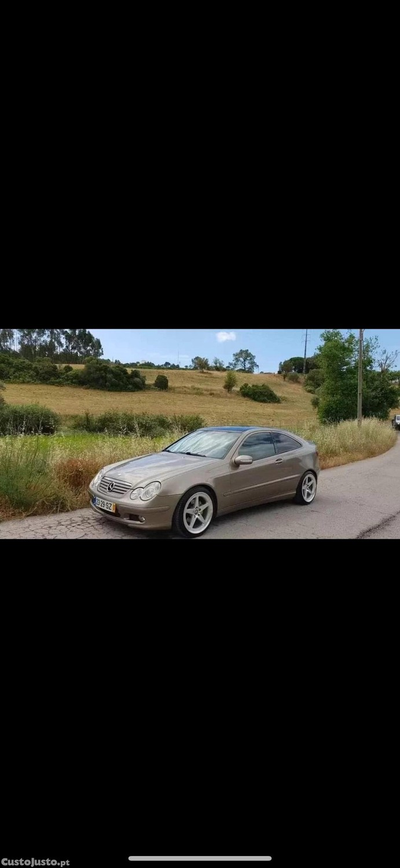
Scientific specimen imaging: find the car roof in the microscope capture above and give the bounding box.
[199,426,303,436]
[202,426,261,432]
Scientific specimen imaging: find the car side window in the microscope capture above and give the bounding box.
[273,433,302,454]
[238,433,276,461]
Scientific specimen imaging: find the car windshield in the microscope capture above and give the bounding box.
[165,430,241,459]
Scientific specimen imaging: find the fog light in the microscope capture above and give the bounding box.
[138,516,145,523]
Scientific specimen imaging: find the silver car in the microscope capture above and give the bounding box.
[89,426,320,538]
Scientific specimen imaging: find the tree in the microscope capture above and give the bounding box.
[232,349,259,373]
[0,329,14,352]
[192,356,210,372]
[223,371,238,393]
[37,329,64,359]
[304,368,325,393]
[363,371,399,420]
[213,357,226,372]
[17,329,47,360]
[59,329,103,362]
[279,355,320,375]
[316,330,400,423]
[279,360,293,377]
[278,357,304,375]
[378,350,399,372]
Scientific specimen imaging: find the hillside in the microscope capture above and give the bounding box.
[3,368,315,428]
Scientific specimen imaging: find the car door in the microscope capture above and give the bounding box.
[271,432,304,495]
[228,432,284,508]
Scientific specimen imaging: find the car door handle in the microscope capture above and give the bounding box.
[275,458,283,463]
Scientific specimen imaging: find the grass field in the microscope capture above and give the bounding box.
[3,369,315,428]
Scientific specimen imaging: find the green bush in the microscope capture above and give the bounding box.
[173,414,204,433]
[0,404,60,435]
[304,369,325,393]
[287,372,300,384]
[240,383,281,404]
[62,370,83,386]
[129,369,146,391]
[224,371,238,393]
[154,374,169,391]
[78,360,146,392]
[32,360,60,382]
[0,355,35,381]
[71,412,204,437]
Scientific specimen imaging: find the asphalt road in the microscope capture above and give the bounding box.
[0,437,399,539]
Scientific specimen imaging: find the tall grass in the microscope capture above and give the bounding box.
[0,432,174,520]
[293,418,397,468]
[0,419,396,520]
[0,438,63,516]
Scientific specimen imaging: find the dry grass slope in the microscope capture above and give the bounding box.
[3,369,314,428]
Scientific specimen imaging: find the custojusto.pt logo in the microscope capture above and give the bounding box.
[1,860,69,866]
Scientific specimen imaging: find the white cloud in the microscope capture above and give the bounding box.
[216,331,236,343]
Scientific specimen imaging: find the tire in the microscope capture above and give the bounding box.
[294,471,317,505]
[173,487,215,538]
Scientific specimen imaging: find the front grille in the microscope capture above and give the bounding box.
[97,475,132,498]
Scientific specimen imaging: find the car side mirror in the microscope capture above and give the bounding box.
[234,455,253,466]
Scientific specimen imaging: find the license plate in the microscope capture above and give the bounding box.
[92,496,116,513]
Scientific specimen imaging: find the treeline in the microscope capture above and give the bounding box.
[0,329,103,363]
[0,355,147,392]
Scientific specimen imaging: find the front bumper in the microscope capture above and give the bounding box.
[88,485,176,531]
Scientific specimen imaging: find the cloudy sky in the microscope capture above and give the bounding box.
[89,329,400,371]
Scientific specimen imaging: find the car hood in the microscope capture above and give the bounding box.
[104,451,219,484]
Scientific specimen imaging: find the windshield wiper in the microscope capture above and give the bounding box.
[163,449,208,457]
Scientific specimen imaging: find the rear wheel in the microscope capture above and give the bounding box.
[173,488,215,538]
[294,471,317,505]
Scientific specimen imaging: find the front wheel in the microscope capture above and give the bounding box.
[173,488,215,538]
[294,471,317,505]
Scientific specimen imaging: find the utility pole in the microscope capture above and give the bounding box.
[357,328,365,427]
[303,329,309,375]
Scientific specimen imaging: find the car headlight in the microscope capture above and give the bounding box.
[130,481,161,502]
[92,470,105,488]
[130,488,144,501]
